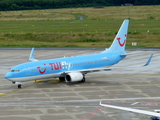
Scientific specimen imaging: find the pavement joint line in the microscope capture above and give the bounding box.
[80,101,113,120]
[0,83,37,100]
[80,106,105,120]
[0,96,159,103]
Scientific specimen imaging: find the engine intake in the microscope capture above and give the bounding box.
[65,72,83,82]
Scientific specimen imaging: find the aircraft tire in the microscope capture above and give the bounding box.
[81,77,85,82]
[18,84,22,89]
[59,77,65,81]
[150,116,160,120]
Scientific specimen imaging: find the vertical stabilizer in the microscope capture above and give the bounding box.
[103,19,129,53]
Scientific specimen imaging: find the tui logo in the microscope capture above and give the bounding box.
[37,62,62,74]
[37,64,46,74]
[116,34,127,47]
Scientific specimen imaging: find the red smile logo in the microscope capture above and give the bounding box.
[37,64,46,74]
[116,34,127,47]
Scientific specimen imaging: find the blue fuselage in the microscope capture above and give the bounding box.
[5,52,126,82]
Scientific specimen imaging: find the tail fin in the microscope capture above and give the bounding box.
[103,19,129,53]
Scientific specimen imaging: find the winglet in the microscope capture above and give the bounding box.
[144,54,153,66]
[29,48,38,62]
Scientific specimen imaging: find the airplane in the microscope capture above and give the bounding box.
[100,101,160,120]
[4,19,151,89]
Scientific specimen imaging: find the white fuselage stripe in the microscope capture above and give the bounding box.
[8,73,60,82]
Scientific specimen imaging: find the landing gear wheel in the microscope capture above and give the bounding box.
[18,84,22,89]
[59,77,65,82]
[81,77,85,82]
[150,116,159,120]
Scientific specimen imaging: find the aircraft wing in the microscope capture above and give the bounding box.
[114,54,154,69]
[121,53,153,67]
[78,68,111,74]
[63,67,111,74]
[62,53,153,75]
[100,101,160,117]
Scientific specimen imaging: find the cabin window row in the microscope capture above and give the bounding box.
[30,59,109,71]
[11,70,20,72]
[71,59,109,66]
[31,67,51,71]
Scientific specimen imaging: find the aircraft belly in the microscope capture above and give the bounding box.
[8,73,60,82]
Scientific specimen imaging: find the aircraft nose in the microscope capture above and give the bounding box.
[4,72,12,80]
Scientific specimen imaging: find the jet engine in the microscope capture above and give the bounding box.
[65,72,83,82]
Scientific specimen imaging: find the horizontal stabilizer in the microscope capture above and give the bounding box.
[120,54,127,56]
[120,51,142,56]
[100,101,160,117]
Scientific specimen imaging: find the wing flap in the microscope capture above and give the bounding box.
[79,68,111,74]
[120,54,127,56]
[64,68,111,74]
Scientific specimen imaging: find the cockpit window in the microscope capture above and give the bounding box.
[11,70,20,72]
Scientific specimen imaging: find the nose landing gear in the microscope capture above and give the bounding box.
[14,82,22,89]
[18,84,22,89]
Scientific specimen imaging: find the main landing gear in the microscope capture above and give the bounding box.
[81,76,85,82]
[59,77,65,82]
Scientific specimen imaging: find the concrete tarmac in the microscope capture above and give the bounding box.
[0,49,160,120]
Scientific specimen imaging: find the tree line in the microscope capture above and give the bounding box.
[0,0,159,11]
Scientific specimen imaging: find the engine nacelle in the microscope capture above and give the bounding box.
[65,72,83,82]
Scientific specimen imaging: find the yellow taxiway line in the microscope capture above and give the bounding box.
[0,79,64,99]
[0,83,36,99]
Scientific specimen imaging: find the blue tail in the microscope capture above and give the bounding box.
[103,19,129,53]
